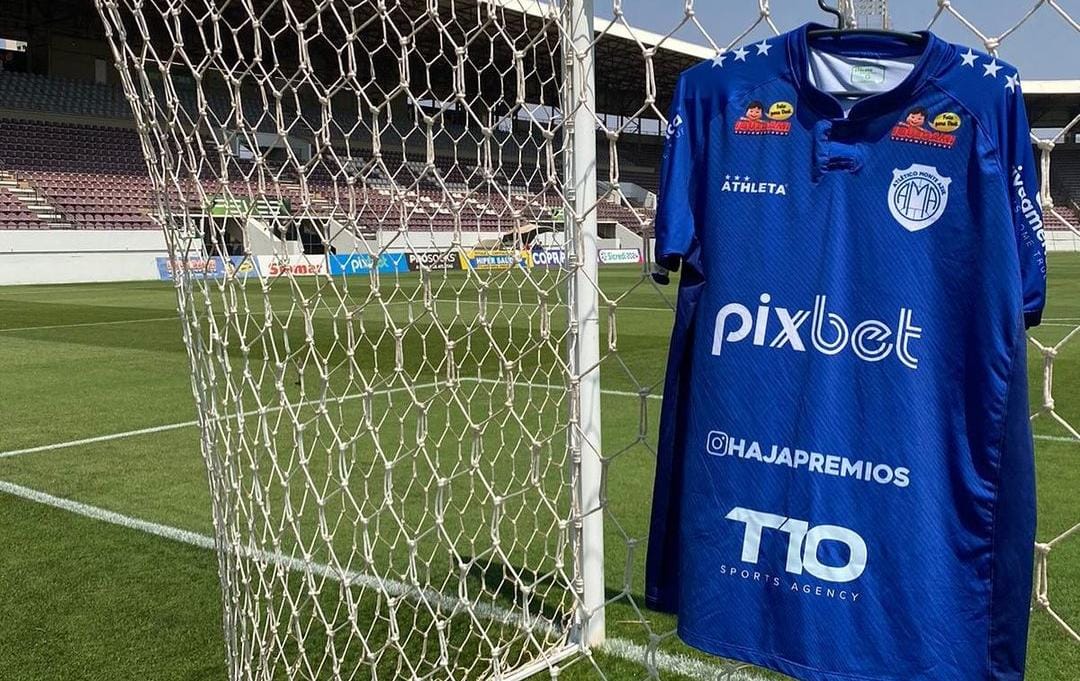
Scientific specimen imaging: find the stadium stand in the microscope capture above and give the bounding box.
[1050,204,1079,228]
[0,70,655,238]
[1050,148,1080,204]
[0,184,47,230]
[15,70,1077,240]
[0,118,155,229]
[0,71,132,119]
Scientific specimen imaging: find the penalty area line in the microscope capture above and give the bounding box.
[0,316,177,333]
[0,420,198,459]
[0,477,764,681]
[0,381,441,460]
[0,379,652,461]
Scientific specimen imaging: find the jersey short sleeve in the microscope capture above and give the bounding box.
[995,76,1047,327]
[654,75,700,273]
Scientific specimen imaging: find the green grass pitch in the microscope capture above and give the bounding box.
[0,258,1077,680]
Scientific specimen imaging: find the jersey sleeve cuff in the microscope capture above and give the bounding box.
[645,589,678,614]
[655,252,682,273]
[1024,310,1042,328]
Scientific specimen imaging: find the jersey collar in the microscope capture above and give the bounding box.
[786,22,953,121]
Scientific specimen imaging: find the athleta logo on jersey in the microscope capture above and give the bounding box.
[721,174,787,195]
[712,293,922,369]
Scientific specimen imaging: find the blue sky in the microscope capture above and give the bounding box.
[595,1,1078,79]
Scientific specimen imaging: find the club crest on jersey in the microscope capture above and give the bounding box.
[890,107,957,148]
[734,100,792,135]
[888,164,951,232]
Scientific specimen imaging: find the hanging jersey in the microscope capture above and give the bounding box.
[646,23,1046,681]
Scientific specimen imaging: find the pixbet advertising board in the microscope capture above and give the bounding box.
[328,252,409,275]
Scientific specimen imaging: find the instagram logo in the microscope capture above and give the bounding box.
[706,431,730,456]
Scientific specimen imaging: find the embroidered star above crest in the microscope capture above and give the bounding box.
[755,39,772,56]
[983,58,1002,78]
[960,49,978,67]
[733,46,749,62]
[1005,73,1019,93]
[711,52,727,68]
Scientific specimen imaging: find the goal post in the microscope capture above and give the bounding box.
[564,0,607,650]
[92,0,1080,679]
[95,0,608,678]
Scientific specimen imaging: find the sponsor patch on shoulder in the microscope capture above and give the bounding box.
[734,99,793,135]
[890,107,958,148]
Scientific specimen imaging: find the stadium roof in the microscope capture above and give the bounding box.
[1023,81,1080,129]
[2,0,1077,126]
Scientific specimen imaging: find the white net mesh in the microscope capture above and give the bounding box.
[94,0,1078,679]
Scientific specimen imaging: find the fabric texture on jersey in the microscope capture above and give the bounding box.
[646,23,1046,681]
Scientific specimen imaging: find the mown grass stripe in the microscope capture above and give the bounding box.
[0,477,759,681]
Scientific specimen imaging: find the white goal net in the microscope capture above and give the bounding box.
[94,0,1077,679]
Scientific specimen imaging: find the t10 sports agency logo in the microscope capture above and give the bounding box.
[726,506,868,583]
[711,293,922,369]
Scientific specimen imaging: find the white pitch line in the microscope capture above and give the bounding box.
[0,316,177,333]
[0,478,218,549]
[0,382,441,460]
[0,477,761,681]
[309,299,676,314]
[469,376,663,401]
[1035,434,1080,444]
[599,637,765,681]
[0,379,651,461]
[0,478,553,633]
[0,420,199,459]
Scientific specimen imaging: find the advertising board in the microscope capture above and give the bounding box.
[529,247,567,268]
[405,251,462,271]
[598,248,642,265]
[460,249,528,271]
[258,254,328,277]
[156,255,260,280]
[328,252,409,275]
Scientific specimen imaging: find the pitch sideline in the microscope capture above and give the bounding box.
[0,477,764,681]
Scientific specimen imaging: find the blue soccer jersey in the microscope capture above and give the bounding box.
[646,24,1046,681]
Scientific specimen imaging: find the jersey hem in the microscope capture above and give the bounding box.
[644,593,676,614]
[677,627,897,681]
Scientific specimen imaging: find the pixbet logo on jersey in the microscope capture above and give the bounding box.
[711,293,922,369]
